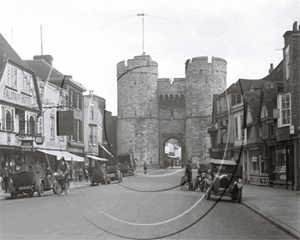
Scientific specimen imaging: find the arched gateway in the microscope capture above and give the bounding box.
[117,54,226,168]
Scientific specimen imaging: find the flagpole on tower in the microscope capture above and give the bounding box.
[137,12,147,55]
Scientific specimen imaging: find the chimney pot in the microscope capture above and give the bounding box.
[293,21,298,31]
[269,63,274,74]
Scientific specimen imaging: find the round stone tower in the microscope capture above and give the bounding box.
[117,55,159,166]
[185,56,227,165]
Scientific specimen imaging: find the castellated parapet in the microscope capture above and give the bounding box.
[117,55,227,167]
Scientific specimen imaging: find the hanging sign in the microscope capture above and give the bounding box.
[21,140,34,152]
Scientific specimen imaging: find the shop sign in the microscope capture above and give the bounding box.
[35,136,44,145]
[279,175,286,181]
[277,126,290,141]
[68,147,83,153]
[234,139,243,146]
[21,140,34,152]
[57,111,74,135]
[290,125,294,134]
[260,177,269,184]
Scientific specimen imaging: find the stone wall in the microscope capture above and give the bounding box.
[185,57,227,164]
[117,55,159,166]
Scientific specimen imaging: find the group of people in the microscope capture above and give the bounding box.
[183,160,212,191]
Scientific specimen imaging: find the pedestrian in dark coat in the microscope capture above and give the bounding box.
[1,162,9,193]
[185,160,193,191]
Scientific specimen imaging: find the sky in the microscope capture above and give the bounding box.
[1,0,299,115]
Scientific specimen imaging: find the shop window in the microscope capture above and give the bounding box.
[251,156,259,175]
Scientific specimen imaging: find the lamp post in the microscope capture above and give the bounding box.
[219,125,227,159]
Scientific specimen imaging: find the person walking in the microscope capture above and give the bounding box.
[143,161,148,175]
[77,168,83,182]
[185,159,193,191]
[1,162,9,193]
[85,168,89,182]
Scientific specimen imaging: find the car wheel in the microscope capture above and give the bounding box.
[38,182,44,197]
[54,182,61,196]
[65,183,69,195]
[11,191,17,199]
[205,189,211,200]
[182,182,189,191]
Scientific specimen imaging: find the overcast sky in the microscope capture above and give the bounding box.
[1,0,299,114]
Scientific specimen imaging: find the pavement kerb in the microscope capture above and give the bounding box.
[242,200,300,239]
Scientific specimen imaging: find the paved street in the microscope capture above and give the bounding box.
[0,169,298,240]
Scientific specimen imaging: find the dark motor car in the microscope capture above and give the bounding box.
[205,159,243,203]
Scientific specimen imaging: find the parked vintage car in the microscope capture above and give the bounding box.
[87,155,122,186]
[8,164,54,199]
[205,159,243,203]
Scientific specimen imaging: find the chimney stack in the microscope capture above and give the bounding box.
[33,55,53,66]
[269,63,274,74]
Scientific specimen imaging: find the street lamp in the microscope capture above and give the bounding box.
[219,125,227,159]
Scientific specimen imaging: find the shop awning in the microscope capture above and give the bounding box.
[86,155,109,161]
[37,149,84,162]
[98,142,115,158]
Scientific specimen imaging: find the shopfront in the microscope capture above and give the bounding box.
[248,148,269,186]
[272,144,294,189]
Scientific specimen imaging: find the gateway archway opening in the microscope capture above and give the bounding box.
[164,138,182,168]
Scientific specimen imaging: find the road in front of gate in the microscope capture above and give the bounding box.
[0,169,296,240]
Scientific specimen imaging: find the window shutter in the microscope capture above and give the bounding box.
[1,106,5,130]
[73,119,77,141]
[19,110,26,134]
[79,94,82,109]
[73,92,77,108]
[231,94,236,106]
[79,120,82,141]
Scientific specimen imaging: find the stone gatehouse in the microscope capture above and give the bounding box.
[117,54,227,168]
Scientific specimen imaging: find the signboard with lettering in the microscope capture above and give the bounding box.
[57,111,74,135]
[21,140,34,152]
[277,126,290,141]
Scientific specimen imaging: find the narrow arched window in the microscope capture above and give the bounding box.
[5,111,12,131]
[28,116,35,134]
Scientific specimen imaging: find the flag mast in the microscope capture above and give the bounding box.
[40,25,43,55]
[137,12,146,54]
